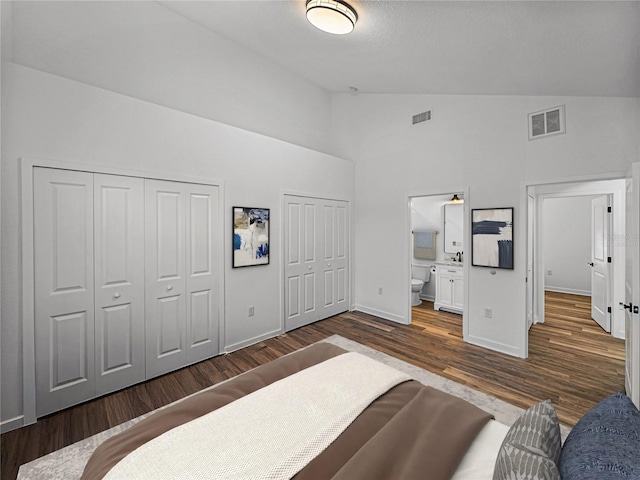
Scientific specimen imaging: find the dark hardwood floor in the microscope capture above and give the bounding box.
[1,291,625,480]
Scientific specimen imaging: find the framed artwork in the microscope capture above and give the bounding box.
[471,207,513,269]
[232,207,270,268]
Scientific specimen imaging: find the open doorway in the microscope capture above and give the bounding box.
[409,193,465,323]
[526,178,627,345]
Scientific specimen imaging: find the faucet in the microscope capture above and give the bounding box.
[455,252,462,262]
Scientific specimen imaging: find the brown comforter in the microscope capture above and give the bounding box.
[82,343,492,480]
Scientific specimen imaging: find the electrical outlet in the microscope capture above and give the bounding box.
[484,308,492,318]
[378,287,383,295]
[547,270,553,276]
[248,305,255,317]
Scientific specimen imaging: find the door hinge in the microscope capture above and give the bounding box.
[607,206,612,213]
[608,257,612,263]
[607,306,612,313]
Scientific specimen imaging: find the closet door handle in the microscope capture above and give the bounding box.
[113,292,121,299]
[588,262,594,267]
[167,285,173,291]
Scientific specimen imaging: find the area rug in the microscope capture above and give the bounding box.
[17,335,570,479]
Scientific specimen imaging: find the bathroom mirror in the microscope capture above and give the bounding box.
[444,203,463,254]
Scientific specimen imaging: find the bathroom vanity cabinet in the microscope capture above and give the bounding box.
[434,264,464,314]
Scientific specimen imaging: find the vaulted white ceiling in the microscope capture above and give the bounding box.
[161,0,640,97]
[4,1,639,98]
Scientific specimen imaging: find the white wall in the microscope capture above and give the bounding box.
[542,196,599,295]
[0,64,354,427]
[332,93,639,356]
[5,1,333,154]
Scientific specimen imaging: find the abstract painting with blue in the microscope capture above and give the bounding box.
[471,208,513,269]
[233,207,270,267]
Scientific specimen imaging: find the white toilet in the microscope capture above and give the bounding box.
[411,264,432,306]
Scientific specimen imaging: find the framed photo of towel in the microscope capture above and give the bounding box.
[471,208,513,269]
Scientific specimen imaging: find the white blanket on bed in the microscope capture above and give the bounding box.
[104,352,411,480]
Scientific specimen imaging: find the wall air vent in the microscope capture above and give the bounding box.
[412,110,431,125]
[528,105,565,140]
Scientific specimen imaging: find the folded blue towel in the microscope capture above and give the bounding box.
[415,231,434,249]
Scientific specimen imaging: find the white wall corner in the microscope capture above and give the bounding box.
[464,334,524,359]
[223,328,284,354]
[0,415,24,434]
[353,305,408,325]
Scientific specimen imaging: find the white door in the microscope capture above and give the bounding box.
[185,184,219,364]
[591,195,611,332]
[625,163,639,407]
[285,197,319,330]
[94,174,145,396]
[284,196,349,331]
[319,201,349,319]
[34,168,96,417]
[145,180,219,377]
[145,180,188,378]
[526,194,535,328]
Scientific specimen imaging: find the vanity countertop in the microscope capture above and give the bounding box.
[435,262,464,267]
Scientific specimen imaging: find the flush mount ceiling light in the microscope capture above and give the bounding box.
[306,0,358,35]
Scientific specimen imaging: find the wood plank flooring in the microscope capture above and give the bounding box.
[1,291,625,480]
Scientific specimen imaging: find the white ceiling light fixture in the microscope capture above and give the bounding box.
[306,0,358,35]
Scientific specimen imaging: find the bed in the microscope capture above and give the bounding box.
[81,342,640,480]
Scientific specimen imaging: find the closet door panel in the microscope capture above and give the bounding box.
[322,205,335,308]
[334,203,349,310]
[319,200,349,318]
[285,198,321,331]
[186,185,219,362]
[34,168,95,417]
[94,174,145,395]
[145,180,187,378]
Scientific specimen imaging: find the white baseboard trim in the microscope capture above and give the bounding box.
[1,415,24,434]
[464,334,522,358]
[353,304,408,325]
[419,294,435,302]
[544,287,591,297]
[223,328,282,354]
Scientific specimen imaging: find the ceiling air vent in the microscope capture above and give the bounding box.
[528,105,565,140]
[412,110,431,125]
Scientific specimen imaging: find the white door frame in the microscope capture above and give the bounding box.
[280,190,353,335]
[521,171,627,358]
[20,156,225,427]
[407,187,470,335]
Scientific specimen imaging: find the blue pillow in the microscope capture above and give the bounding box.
[559,392,640,479]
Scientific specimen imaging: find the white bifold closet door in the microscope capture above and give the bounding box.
[34,170,146,416]
[34,168,97,416]
[34,168,219,417]
[94,174,145,397]
[284,196,349,332]
[145,180,219,379]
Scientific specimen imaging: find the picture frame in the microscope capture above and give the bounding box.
[471,207,513,269]
[232,207,270,268]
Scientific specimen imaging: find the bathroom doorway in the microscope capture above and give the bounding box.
[409,193,466,323]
